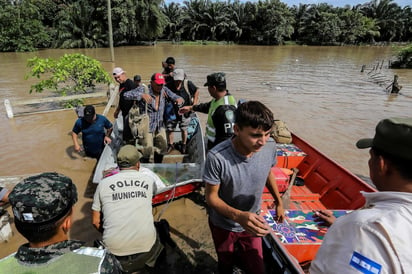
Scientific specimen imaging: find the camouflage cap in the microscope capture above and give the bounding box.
[9,172,78,225]
[204,72,226,88]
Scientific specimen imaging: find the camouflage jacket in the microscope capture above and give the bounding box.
[13,240,123,273]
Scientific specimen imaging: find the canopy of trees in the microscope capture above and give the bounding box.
[0,0,411,52]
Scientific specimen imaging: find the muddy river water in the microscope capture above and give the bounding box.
[1,44,411,263]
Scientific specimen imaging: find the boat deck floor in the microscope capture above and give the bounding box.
[262,185,327,211]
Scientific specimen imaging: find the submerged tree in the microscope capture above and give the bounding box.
[26,54,111,95]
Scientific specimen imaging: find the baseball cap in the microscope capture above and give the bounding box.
[173,69,185,81]
[204,72,226,87]
[165,57,175,65]
[9,172,78,225]
[113,67,125,77]
[151,73,166,85]
[83,105,95,122]
[356,117,412,160]
[117,145,143,168]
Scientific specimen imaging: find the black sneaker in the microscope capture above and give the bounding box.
[181,144,187,154]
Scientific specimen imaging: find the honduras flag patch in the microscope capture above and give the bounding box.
[350,251,382,274]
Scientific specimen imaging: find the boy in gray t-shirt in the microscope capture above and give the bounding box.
[204,101,285,274]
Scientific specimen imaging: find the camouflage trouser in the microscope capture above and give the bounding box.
[151,128,167,155]
[136,128,167,163]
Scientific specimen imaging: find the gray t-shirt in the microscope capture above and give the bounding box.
[203,138,277,232]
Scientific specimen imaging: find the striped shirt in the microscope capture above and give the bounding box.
[123,85,182,133]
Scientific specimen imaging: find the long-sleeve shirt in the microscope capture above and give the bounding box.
[123,85,182,133]
[310,191,412,274]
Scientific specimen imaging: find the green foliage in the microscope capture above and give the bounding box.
[0,0,50,52]
[25,53,111,95]
[252,0,294,45]
[62,99,84,109]
[162,2,184,41]
[53,0,108,48]
[391,44,412,68]
[1,0,412,50]
[112,0,166,44]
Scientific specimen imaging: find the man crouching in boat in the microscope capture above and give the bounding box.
[310,117,412,274]
[92,145,164,273]
[0,172,122,273]
[204,101,285,274]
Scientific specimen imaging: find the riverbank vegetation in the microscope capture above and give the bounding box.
[0,0,411,51]
[390,45,412,68]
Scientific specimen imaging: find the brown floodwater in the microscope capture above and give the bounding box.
[1,44,411,261]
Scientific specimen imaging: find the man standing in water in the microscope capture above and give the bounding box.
[204,101,285,274]
[311,117,412,274]
[72,105,113,159]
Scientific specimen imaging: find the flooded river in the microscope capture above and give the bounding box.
[1,44,411,260]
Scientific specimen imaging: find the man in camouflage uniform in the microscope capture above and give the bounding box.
[0,172,123,273]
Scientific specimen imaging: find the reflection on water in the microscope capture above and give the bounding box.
[1,44,411,180]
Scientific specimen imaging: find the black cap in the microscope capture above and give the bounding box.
[134,75,141,82]
[165,57,175,65]
[356,117,412,160]
[83,105,95,122]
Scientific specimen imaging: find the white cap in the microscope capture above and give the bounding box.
[173,69,185,81]
[113,67,125,76]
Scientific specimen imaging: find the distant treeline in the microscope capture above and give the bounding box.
[1,0,411,52]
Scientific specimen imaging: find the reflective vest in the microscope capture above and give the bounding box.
[206,95,237,144]
[0,247,106,274]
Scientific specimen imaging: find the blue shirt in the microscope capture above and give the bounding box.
[72,114,112,158]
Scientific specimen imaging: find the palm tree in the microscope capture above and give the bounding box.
[162,2,184,42]
[134,0,167,41]
[227,0,256,43]
[290,3,310,42]
[360,0,403,42]
[249,0,294,45]
[54,0,107,48]
[181,0,210,40]
[298,4,342,45]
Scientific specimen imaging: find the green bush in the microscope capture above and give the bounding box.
[25,53,112,95]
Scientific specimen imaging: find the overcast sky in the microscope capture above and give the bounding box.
[164,0,409,8]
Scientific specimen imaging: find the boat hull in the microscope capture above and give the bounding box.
[263,133,376,273]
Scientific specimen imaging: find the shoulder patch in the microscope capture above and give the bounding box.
[350,251,382,274]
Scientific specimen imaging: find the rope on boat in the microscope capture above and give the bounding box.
[156,162,179,221]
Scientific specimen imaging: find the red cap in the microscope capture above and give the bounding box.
[151,73,165,85]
